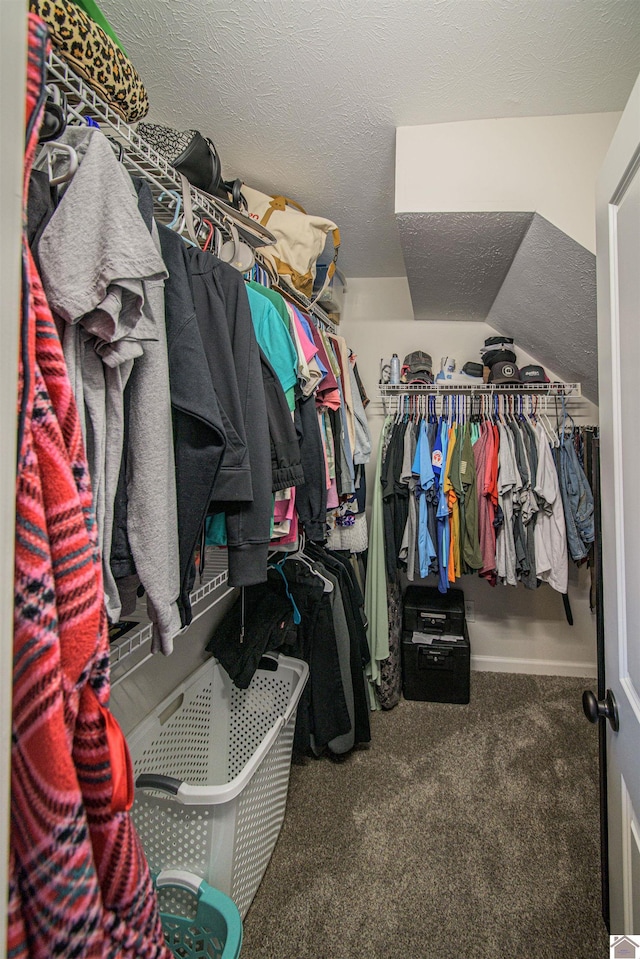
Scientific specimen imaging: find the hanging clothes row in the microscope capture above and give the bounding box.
[27,106,372,658]
[206,540,371,760]
[365,389,596,711]
[376,392,595,595]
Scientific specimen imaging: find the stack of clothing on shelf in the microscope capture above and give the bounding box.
[27,122,372,658]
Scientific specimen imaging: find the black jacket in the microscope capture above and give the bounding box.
[109,184,228,626]
[259,348,304,492]
[188,250,272,585]
[158,225,227,622]
[208,562,351,753]
[294,391,327,542]
[206,581,297,689]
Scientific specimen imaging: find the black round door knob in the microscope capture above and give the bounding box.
[582,688,619,732]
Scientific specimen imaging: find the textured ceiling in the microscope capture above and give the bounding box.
[99,0,640,278]
[486,214,598,401]
[398,212,534,320]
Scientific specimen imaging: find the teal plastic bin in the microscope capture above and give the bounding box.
[156,869,243,959]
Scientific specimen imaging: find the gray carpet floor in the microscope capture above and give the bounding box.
[240,672,609,959]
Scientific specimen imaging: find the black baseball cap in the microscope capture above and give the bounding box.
[482,348,517,369]
[488,360,520,385]
[519,364,549,384]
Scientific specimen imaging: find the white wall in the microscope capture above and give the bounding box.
[341,276,597,677]
[396,113,621,253]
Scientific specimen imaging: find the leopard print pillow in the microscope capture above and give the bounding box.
[31,0,149,123]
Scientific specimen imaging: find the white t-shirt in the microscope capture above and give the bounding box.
[496,423,520,586]
[534,423,568,594]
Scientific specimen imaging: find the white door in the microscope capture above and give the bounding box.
[596,68,640,935]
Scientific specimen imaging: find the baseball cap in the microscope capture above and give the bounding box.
[519,364,550,384]
[403,350,433,373]
[402,350,433,382]
[462,361,483,378]
[482,347,517,368]
[482,335,514,350]
[488,360,520,385]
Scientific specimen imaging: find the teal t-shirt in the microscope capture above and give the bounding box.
[246,286,298,411]
[247,281,292,332]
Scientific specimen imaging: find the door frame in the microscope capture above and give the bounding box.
[596,67,640,934]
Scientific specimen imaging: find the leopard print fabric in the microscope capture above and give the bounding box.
[30,0,149,122]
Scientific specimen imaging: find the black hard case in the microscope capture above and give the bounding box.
[401,586,470,704]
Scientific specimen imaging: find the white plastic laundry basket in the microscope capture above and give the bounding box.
[128,654,308,918]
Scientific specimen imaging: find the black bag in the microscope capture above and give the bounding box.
[138,122,221,194]
[138,122,245,209]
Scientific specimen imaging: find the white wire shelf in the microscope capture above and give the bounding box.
[109,548,232,686]
[379,382,582,395]
[44,49,276,249]
[377,380,595,423]
[275,277,337,333]
[44,49,338,333]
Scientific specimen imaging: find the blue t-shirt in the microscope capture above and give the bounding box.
[293,307,328,376]
[435,420,450,593]
[412,421,436,578]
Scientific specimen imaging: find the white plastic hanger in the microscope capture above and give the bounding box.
[538,397,559,447]
[35,141,78,185]
[289,532,333,593]
[219,221,255,274]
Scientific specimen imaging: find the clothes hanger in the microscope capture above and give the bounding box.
[539,396,559,446]
[200,218,216,252]
[178,170,210,247]
[559,396,577,446]
[296,554,334,594]
[266,558,303,624]
[219,220,255,273]
[287,531,333,593]
[34,141,78,185]
[174,211,199,247]
[158,190,182,229]
[39,88,67,143]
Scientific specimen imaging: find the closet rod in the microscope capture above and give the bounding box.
[275,278,338,334]
[379,382,582,396]
[378,382,586,418]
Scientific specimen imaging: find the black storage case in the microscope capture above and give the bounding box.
[402,586,470,704]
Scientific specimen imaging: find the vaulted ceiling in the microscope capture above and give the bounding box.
[99,0,640,279]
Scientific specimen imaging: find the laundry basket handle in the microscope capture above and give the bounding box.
[136,773,182,794]
[156,868,204,895]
